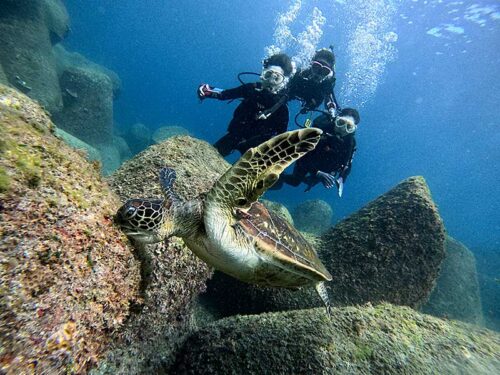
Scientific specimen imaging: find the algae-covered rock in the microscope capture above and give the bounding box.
[103,136,228,373]
[53,66,114,145]
[292,199,333,234]
[54,127,102,163]
[0,85,140,374]
[422,236,484,325]
[0,0,63,113]
[152,125,190,144]
[319,176,446,309]
[112,135,132,163]
[475,246,500,331]
[172,303,500,375]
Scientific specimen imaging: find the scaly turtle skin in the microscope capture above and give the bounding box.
[117,129,333,311]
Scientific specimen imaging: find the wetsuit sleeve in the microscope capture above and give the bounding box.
[324,78,341,111]
[338,137,356,182]
[218,83,256,100]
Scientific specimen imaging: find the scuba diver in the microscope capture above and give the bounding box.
[271,108,360,197]
[197,53,293,156]
[288,47,340,118]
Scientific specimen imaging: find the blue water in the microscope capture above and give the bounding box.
[63,0,499,252]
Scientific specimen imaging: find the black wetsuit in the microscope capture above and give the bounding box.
[273,114,356,190]
[213,83,289,156]
[287,68,340,112]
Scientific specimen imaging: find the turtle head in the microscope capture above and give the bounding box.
[116,198,177,244]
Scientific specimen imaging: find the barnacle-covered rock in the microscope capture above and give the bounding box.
[292,199,333,235]
[319,176,446,308]
[104,136,227,373]
[172,303,500,375]
[0,85,141,374]
[152,125,190,144]
[422,236,484,325]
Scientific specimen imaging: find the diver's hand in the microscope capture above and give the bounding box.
[197,84,221,100]
[316,171,336,189]
[328,107,337,119]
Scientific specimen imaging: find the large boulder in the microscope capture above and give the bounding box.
[319,176,446,309]
[42,0,70,44]
[124,122,153,155]
[292,199,333,235]
[0,85,140,374]
[198,176,446,318]
[172,303,500,374]
[102,136,228,373]
[53,45,121,98]
[0,0,64,113]
[422,236,484,325]
[53,66,114,145]
[475,245,500,331]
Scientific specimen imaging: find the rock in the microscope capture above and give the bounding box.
[112,135,132,163]
[0,0,63,113]
[422,236,484,325]
[152,125,190,144]
[261,199,294,225]
[292,199,333,235]
[124,122,153,155]
[172,303,500,375]
[52,66,114,145]
[474,246,500,331]
[54,127,102,163]
[103,136,228,373]
[319,176,446,308]
[42,0,70,44]
[0,84,140,374]
[95,142,121,176]
[53,45,121,98]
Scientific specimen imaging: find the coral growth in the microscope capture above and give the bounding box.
[0,85,140,374]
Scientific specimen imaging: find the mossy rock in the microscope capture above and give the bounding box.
[42,0,70,44]
[0,63,8,86]
[172,303,500,374]
[319,176,446,309]
[422,236,484,325]
[0,84,141,374]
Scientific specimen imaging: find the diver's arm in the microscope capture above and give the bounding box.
[338,137,356,182]
[197,83,255,101]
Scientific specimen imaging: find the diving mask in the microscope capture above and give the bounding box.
[260,65,287,92]
[335,116,357,137]
[311,60,333,77]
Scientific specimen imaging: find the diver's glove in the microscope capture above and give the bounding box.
[328,107,337,119]
[316,171,337,189]
[197,84,222,100]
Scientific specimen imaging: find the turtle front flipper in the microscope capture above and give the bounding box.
[207,128,322,212]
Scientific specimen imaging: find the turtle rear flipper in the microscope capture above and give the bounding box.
[207,128,322,210]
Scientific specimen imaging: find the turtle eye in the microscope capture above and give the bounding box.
[236,198,248,207]
[123,205,137,219]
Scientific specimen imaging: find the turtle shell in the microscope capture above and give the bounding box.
[237,202,332,282]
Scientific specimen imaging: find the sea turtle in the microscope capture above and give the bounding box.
[116,129,333,312]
